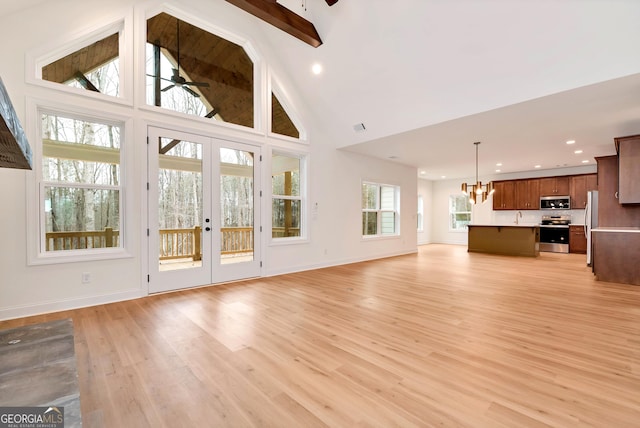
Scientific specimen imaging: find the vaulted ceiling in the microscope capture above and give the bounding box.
[3,0,640,180]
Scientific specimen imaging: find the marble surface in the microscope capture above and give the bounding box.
[0,319,81,427]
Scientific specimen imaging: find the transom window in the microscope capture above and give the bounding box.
[362,182,400,237]
[145,13,254,127]
[41,32,120,97]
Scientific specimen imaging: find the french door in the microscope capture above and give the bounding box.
[148,127,261,293]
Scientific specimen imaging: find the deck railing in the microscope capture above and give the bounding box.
[45,226,254,260]
[45,227,119,251]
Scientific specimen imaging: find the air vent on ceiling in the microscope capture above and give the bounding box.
[353,123,366,132]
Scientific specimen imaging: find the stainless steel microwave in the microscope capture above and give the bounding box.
[540,196,570,210]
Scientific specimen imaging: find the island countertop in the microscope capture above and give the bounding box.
[468,223,540,228]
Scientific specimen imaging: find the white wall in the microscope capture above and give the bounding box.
[0,0,418,320]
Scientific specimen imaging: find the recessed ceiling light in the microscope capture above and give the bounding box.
[311,63,323,75]
[574,149,583,154]
[495,169,501,173]
[566,140,576,145]
[420,171,426,175]
[496,163,502,166]
[534,165,542,168]
[582,160,589,163]
[441,175,446,179]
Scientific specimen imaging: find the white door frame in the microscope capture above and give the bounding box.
[147,126,261,293]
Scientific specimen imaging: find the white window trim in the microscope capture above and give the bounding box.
[26,99,134,265]
[266,70,308,143]
[361,181,401,239]
[269,149,308,245]
[417,194,424,232]
[25,12,133,107]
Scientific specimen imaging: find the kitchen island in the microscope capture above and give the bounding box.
[468,224,540,257]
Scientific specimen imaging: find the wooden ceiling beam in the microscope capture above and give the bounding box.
[225,0,323,48]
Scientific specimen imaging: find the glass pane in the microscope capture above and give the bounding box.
[380,186,395,210]
[450,213,471,230]
[272,154,300,196]
[381,212,396,234]
[271,93,300,138]
[44,186,120,251]
[158,138,203,271]
[42,114,120,185]
[146,13,254,128]
[272,199,301,237]
[42,33,120,97]
[220,148,254,264]
[362,183,378,210]
[362,212,378,236]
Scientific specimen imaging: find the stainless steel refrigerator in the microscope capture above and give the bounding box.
[585,190,598,266]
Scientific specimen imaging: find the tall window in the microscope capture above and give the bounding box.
[449,194,472,231]
[272,153,304,238]
[362,182,400,237]
[417,194,424,231]
[40,112,123,252]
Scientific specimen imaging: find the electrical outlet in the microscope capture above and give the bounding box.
[81,272,91,284]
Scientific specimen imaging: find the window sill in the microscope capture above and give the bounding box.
[361,234,400,241]
[28,248,133,266]
[269,236,309,246]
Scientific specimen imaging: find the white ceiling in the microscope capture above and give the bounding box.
[273,0,640,180]
[2,0,639,182]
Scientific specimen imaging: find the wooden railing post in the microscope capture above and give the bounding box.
[104,227,114,247]
[193,226,201,261]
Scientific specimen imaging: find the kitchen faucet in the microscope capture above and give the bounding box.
[515,211,522,224]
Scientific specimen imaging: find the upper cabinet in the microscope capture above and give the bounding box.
[493,173,596,211]
[539,176,570,196]
[492,181,516,210]
[596,155,640,227]
[570,174,597,209]
[615,135,640,204]
[515,179,540,210]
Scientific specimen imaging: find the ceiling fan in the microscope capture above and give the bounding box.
[161,19,210,98]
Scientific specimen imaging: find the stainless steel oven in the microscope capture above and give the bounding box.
[539,215,570,253]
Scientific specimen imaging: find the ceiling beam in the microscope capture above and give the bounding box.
[225,0,323,48]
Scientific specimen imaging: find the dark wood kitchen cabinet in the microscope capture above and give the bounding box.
[570,173,597,209]
[595,155,640,227]
[569,225,587,254]
[492,180,516,210]
[516,178,540,210]
[539,176,570,196]
[615,135,640,204]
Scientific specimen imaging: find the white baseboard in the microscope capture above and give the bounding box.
[264,249,418,278]
[0,289,145,321]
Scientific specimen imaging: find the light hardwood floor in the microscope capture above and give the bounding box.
[1,244,639,427]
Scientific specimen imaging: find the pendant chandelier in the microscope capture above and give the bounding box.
[461,141,494,204]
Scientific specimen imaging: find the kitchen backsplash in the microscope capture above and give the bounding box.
[493,209,588,225]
